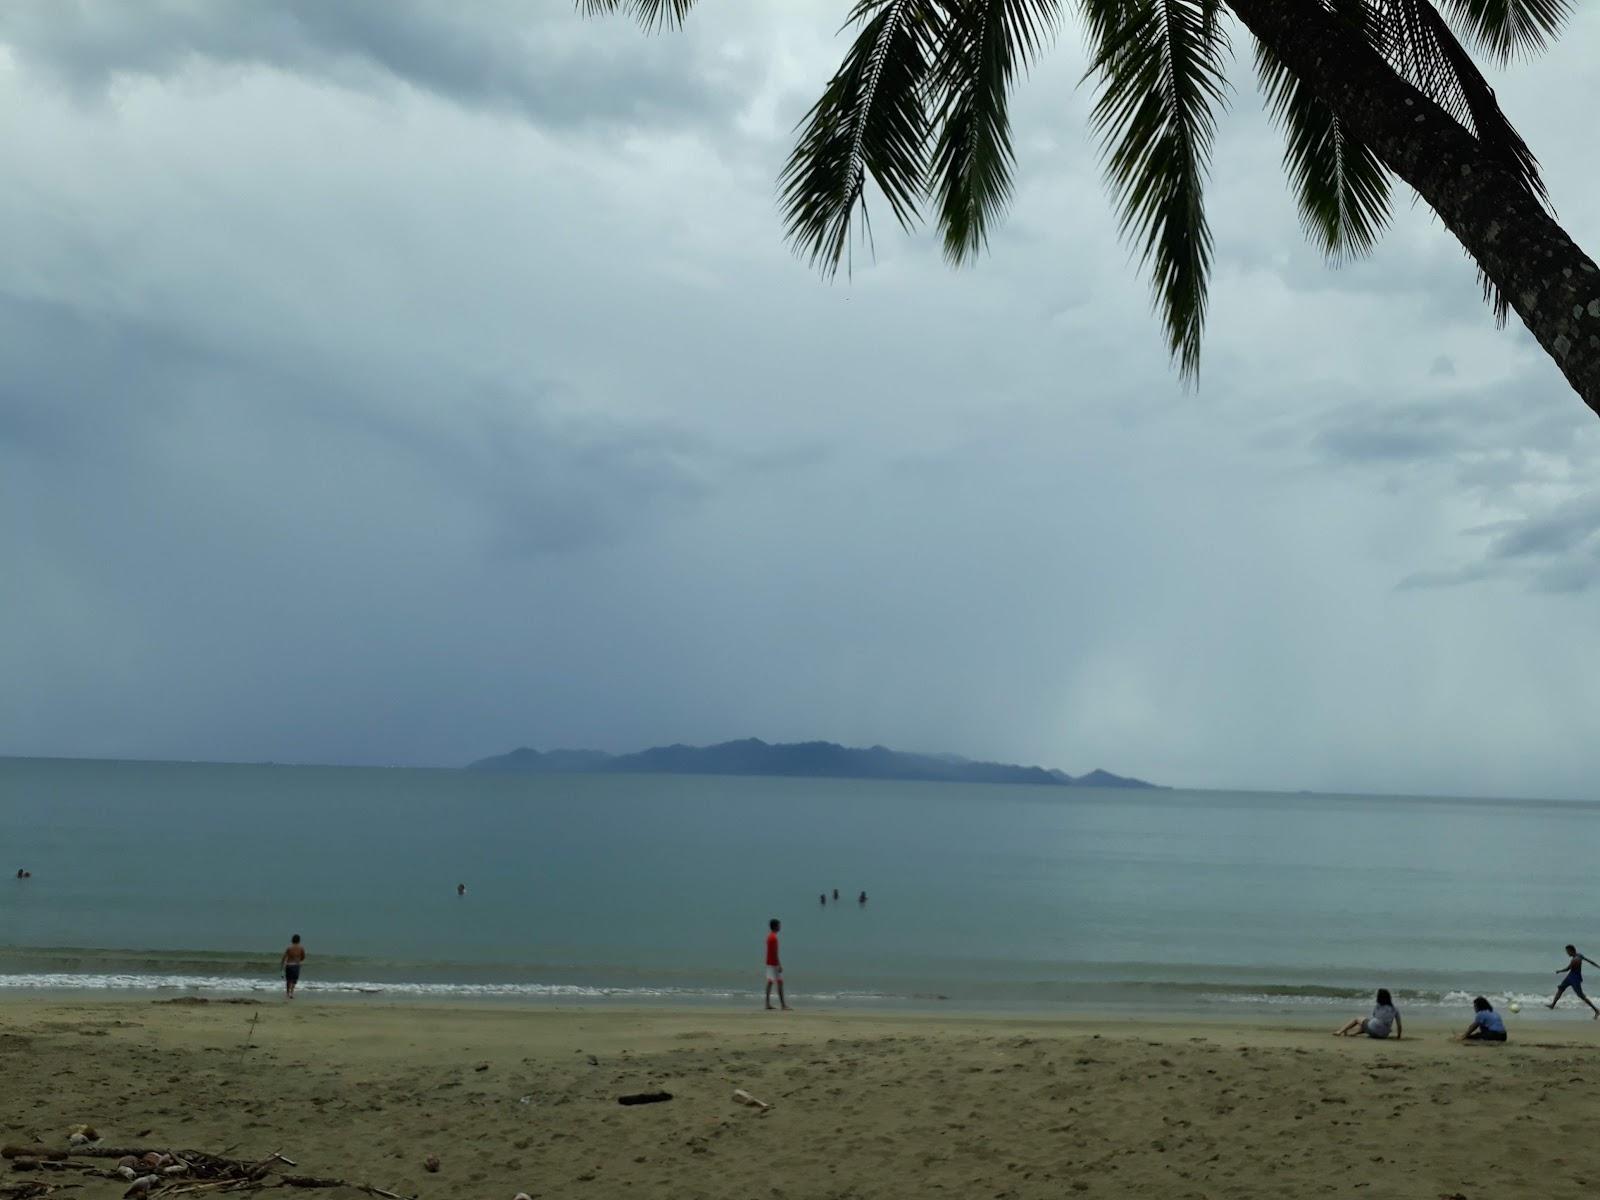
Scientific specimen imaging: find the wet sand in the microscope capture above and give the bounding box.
[3,997,1598,1198]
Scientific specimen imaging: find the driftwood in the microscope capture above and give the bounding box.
[0,1146,410,1200]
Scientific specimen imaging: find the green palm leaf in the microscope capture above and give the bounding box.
[1374,0,1550,322]
[926,1,1064,265]
[1083,0,1230,381]
[575,0,699,31]
[1255,3,1392,264]
[780,0,939,274]
[1436,0,1572,62]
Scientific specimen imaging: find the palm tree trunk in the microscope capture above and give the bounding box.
[1225,0,1600,419]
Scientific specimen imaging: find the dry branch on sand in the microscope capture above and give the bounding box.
[3,1142,410,1200]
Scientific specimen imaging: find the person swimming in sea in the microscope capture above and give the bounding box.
[1548,944,1600,1017]
[1459,996,1507,1042]
[457,882,466,897]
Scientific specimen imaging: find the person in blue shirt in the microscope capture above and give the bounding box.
[1458,996,1507,1042]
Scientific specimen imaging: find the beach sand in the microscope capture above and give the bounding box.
[3,998,1598,1198]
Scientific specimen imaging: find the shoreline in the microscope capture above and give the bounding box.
[0,971,1588,1024]
[5,998,1599,1198]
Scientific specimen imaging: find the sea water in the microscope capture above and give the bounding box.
[1,756,1594,1016]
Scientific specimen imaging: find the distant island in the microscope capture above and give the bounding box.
[467,738,1160,790]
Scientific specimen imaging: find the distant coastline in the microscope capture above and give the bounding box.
[467,737,1160,790]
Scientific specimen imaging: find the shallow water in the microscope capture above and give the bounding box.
[2,756,1595,1015]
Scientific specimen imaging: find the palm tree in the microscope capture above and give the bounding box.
[582,0,1600,419]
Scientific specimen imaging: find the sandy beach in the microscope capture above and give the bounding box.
[3,999,1598,1199]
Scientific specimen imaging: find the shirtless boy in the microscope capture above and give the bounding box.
[281,934,306,1000]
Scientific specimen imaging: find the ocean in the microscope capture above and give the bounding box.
[2,755,1594,1017]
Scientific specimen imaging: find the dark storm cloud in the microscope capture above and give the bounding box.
[1400,495,1600,593]
[0,0,754,132]
[0,289,718,559]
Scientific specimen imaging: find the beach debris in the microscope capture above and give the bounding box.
[616,1092,673,1106]
[422,1156,440,1174]
[513,1193,532,1200]
[474,1063,489,1072]
[586,1055,599,1067]
[731,1088,770,1111]
[3,1145,411,1200]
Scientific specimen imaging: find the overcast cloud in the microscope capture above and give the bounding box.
[2,1,1597,799]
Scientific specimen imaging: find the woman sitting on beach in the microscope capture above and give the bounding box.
[1458,996,1507,1042]
[1334,989,1402,1040]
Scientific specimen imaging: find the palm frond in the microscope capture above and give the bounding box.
[1436,0,1572,63]
[780,0,938,275]
[927,0,1064,265]
[1255,3,1392,264]
[575,0,698,31]
[1375,0,1549,322]
[1083,0,1230,381]
[1376,0,1545,203]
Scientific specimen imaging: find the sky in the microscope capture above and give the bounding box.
[1,2,1597,799]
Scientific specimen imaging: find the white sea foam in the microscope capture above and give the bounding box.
[0,972,893,1003]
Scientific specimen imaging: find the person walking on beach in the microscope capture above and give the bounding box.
[1334,988,1402,1040]
[1548,944,1600,1017]
[280,934,306,1000]
[1458,996,1508,1042]
[764,918,789,1011]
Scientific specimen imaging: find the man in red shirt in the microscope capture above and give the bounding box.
[764,918,789,1011]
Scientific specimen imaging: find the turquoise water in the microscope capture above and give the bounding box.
[1,756,1595,1015]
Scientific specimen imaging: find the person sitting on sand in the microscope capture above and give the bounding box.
[1548,944,1600,1017]
[1334,988,1402,1040]
[1459,996,1507,1042]
[281,934,306,1000]
[764,918,789,1011]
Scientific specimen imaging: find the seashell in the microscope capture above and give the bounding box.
[423,1155,440,1173]
[69,1134,89,1147]
[118,1167,137,1180]
[118,1156,139,1170]
[140,1153,163,1169]
[514,1193,533,1200]
[126,1174,160,1196]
